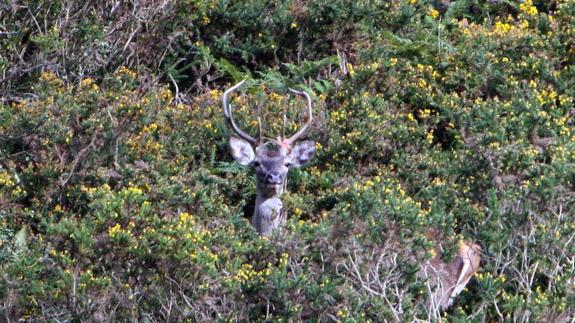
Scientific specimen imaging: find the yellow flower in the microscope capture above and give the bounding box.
[0,171,15,186]
[108,224,122,238]
[418,109,432,119]
[519,0,538,16]
[336,309,348,318]
[431,177,444,186]
[428,8,439,19]
[426,130,434,143]
[417,79,427,88]
[294,208,302,216]
[209,89,220,100]
[269,92,282,102]
[346,63,355,77]
[12,186,26,198]
[179,212,195,227]
[115,66,137,78]
[493,21,512,35]
[79,78,94,88]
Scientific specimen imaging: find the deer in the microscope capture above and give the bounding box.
[420,229,481,313]
[223,80,316,236]
[222,81,480,312]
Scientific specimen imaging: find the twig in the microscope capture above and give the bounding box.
[59,130,99,188]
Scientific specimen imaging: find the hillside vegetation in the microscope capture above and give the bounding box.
[1,0,574,321]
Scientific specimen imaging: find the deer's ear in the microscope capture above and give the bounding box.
[288,141,316,167]
[229,137,255,166]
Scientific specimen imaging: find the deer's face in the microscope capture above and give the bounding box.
[229,137,316,195]
[223,80,315,197]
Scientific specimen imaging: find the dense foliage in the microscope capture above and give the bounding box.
[1,0,574,321]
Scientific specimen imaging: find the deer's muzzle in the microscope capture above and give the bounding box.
[265,171,283,185]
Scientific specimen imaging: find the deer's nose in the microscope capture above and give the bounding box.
[265,171,282,184]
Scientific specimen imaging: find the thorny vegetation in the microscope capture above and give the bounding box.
[1,0,574,321]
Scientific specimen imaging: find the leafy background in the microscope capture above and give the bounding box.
[1,0,574,321]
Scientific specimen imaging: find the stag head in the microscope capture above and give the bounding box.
[223,80,316,197]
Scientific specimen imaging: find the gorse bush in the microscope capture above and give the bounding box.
[1,0,575,321]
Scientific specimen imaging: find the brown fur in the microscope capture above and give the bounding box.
[420,229,481,310]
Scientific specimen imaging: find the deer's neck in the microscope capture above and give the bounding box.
[253,182,286,236]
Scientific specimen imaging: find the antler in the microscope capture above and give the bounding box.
[222,80,258,144]
[223,81,313,146]
[285,88,313,145]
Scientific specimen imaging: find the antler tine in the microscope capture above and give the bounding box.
[223,80,257,144]
[285,88,313,144]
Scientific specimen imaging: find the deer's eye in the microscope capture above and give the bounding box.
[253,161,260,167]
[285,162,292,167]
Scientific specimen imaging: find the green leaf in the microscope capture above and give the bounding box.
[12,226,28,262]
[216,58,252,82]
